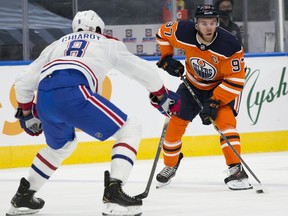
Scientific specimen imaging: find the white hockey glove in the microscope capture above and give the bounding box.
[150,89,181,117]
[15,104,42,136]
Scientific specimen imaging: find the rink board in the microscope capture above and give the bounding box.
[1,130,287,168]
[0,53,288,168]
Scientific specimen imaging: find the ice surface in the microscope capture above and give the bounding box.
[1,152,288,216]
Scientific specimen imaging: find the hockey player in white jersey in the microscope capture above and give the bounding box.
[6,10,181,216]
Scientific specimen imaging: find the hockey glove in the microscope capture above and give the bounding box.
[150,90,181,117]
[15,104,42,136]
[157,55,184,77]
[199,98,220,125]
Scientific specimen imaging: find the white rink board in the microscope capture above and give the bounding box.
[0,55,287,147]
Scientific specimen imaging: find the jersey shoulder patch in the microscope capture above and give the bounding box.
[103,34,120,41]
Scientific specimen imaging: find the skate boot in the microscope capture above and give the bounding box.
[156,152,183,188]
[102,170,142,216]
[224,163,253,190]
[6,177,45,216]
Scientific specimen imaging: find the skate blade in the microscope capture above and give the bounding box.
[156,180,171,189]
[6,206,40,216]
[102,203,142,216]
[226,178,253,190]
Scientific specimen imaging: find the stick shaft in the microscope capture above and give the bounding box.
[135,117,169,199]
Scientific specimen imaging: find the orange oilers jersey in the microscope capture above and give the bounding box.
[156,20,246,106]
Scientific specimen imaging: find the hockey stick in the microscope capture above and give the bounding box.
[180,75,265,193]
[135,117,169,199]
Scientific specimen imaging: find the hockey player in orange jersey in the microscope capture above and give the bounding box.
[155,4,253,190]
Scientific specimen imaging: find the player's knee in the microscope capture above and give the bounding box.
[113,116,142,150]
[215,107,236,130]
[165,115,189,142]
[55,137,78,157]
[40,138,78,166]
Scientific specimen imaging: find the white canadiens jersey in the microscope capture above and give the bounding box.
[15,31,164,104]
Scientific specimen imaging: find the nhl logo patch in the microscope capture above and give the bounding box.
[95,132,103,139]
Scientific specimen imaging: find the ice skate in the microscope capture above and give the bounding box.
[156,152,183,188]
[224,163,253,190]
[102,171,142,216]
[6,177,45,216]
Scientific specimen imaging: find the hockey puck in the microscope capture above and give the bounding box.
[256,189,264,194]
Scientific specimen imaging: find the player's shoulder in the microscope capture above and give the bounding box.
[102,34,119,41]
[178,19,195,27]
[211,27,242,57]
[177,19,196,32]
[160,19,195,33]
[175,20,197,45]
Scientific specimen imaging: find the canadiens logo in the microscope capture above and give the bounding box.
[190,58,217,80]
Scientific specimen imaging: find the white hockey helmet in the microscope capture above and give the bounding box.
[72,10,105,33]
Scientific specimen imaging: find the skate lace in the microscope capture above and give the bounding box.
[119,186,136,200]
[160,166,176,178]
[224,165,241,176]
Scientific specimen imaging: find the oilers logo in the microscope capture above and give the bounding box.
[190,58,217,80]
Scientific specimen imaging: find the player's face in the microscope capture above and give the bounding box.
[196,18,218,43]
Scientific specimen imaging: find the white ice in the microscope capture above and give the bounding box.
[1,152,288,216]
